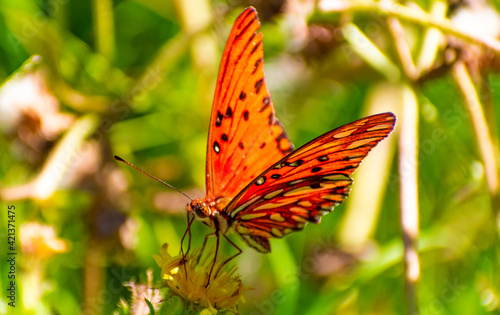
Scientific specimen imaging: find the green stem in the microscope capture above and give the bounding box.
[415,1,448,76]
[92,0,115,60]
[452,62,500,217]
[342,23,400,81]
[398,85,420,315]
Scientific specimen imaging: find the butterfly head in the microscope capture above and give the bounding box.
[187,197,232,233]
[187,199,211,222]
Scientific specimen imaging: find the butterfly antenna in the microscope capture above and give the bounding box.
[114,155,193,201]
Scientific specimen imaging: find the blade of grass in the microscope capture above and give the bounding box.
[268,240,299,315]
[92,0,115,61]
[342,23,401,82]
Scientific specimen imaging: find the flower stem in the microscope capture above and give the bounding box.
[398,85,420,315]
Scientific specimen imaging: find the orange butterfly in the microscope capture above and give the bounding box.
[185,7,396,255]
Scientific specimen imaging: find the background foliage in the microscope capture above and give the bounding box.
[1,0,499,314]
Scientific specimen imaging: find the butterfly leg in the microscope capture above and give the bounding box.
[180,212,195,258]
[206,231,220,287]
[180,213,195,278]
[214,233,242,278]
[196,231,215,264]
[200,232,213,251]
[199,232,241,287]
[189,231,217,286]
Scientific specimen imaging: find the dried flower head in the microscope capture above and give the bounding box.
[119,269,164,315]
[153,243,243,314]
[0,61,74,144]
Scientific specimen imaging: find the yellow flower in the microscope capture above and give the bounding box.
[153,243,243,314]
[20,222,69,259]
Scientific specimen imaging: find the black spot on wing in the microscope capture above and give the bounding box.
[311,167,322,173]
[260,96,270,112]
[255,79,264,94]
[310,182,322,189]
[252,57,262,74]
[288,160,304,167]
[317,155,329,162]
[268,112,274,125]
[341,165,357,171]
[216,111,223,127]
[343,154,364,161]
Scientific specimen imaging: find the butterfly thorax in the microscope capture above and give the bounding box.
[187,197,232,234]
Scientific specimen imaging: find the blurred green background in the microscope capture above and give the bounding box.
[1,0,500,314]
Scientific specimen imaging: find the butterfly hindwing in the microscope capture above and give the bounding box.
[206,7,293,198]
[232,173,353,253]
[238,234,271,253]
[224,113,396,252]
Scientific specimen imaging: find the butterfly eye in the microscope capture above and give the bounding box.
[191,202,208,218]
[196,209,207,218]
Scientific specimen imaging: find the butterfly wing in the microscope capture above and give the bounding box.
[224,113,396,253]
[206,7,293,198]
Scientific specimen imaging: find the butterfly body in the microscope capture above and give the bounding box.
[187,7,396,254]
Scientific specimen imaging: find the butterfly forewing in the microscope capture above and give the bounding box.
[224,113,396,252]
[206,7,293,198]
